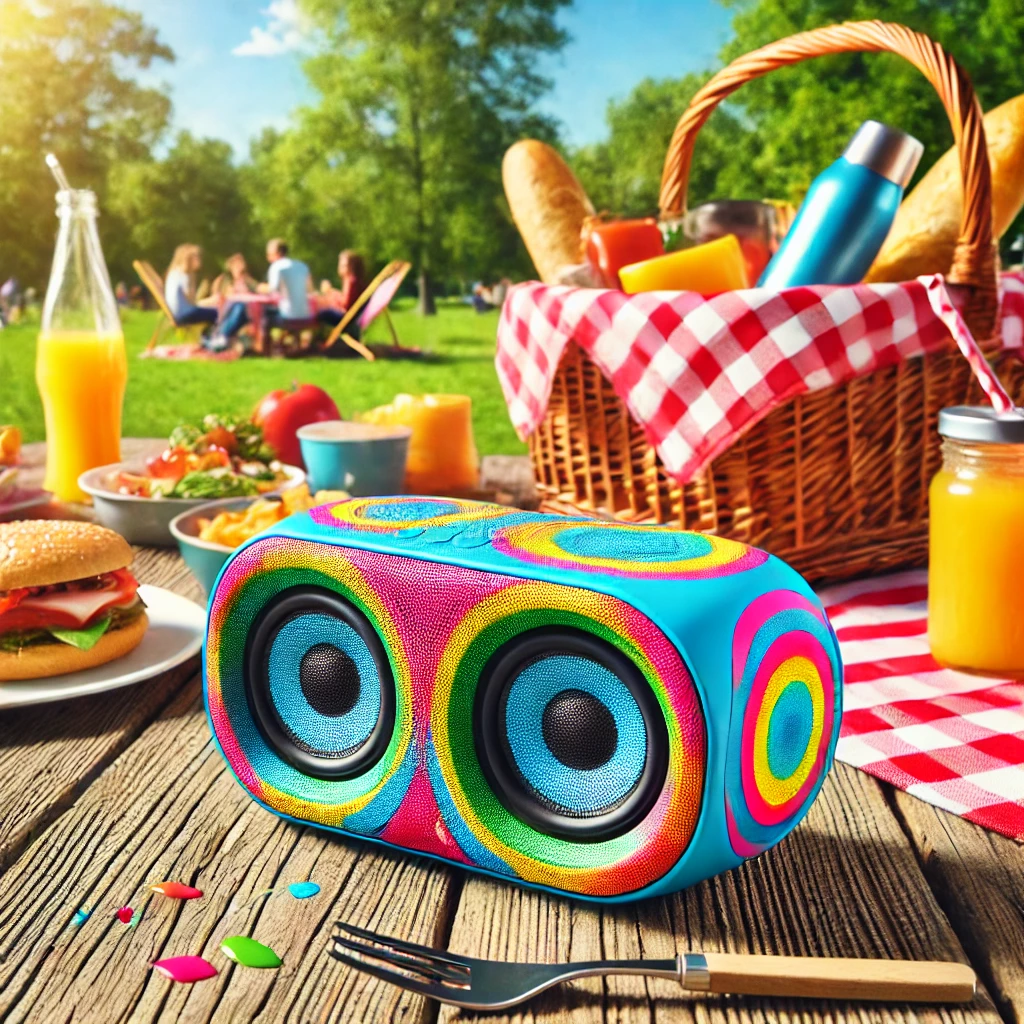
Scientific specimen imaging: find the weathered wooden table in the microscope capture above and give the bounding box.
[0,444,1021,1023]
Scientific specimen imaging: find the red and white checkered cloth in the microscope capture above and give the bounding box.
[819,571,1024,840]
[497,271,1024,483]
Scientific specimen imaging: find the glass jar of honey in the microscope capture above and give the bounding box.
[929,406,1024,677]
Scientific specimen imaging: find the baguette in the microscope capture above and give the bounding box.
[502,140,595,284]
[866,93,1024,282]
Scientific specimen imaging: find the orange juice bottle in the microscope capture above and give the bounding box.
[929,406,1024,677]
[37,188,126,502]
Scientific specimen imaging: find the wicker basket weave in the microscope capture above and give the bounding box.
[529,21,1022,586]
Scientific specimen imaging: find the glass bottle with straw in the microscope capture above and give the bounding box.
[37,154,126,502]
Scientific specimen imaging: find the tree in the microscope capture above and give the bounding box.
[105,133,260,286]
[0,0,173,287]
[294,0,570,312]
[573,74,758,218]
[718,0,1024,204]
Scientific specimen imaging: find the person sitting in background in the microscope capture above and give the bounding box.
[164,245,218,327]
[211,253,257,298]
[318,250,366,328]
[114,281,129,307]
[259,238,313,324]
[490,277,511,307]
[470,281,494,313]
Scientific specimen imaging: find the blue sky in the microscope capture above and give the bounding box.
[125,0,734,156]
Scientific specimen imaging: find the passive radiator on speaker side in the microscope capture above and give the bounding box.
[491,519,769,579]
[205,540,416,833]
[313,495,509,534]
[427,579,707,898]
[725,590,842,857]
[474,627,669,842]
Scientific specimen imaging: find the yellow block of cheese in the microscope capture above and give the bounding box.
[619,234,749,295]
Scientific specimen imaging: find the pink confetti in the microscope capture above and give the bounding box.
[151,955,217,983]
[116,906,133,924]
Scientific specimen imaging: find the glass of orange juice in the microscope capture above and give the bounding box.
[37,189,126,502]
[929,406,1024,677]
[360,394,479,494]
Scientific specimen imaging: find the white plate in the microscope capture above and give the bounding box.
[0,585,205,708]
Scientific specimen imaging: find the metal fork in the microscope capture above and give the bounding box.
[329,922,976,1012]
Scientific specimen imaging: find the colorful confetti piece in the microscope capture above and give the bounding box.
[71,908,90,927]
[150,881,203,900]
[151,955,218,983]
[116,906,133,924]
[129,909,144,929]
[288,882,320,899]
[220,935,282,968]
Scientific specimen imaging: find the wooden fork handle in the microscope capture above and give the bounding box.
[682,953,976,1003]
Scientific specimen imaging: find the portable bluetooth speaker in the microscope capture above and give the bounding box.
[203,497,842,901]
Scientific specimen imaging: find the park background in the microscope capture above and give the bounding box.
[3,0,1024,454]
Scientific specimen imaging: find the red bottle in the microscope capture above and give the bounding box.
[585,219,664,288]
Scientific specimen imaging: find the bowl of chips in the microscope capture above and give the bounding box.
[169,484,348,595]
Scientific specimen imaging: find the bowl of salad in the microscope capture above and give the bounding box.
[79,416,304,547]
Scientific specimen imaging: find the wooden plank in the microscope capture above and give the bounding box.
[891,789,1024,1024]
[0,547,200,875]
[0,681,459,1023]
[441,763,1000,1024]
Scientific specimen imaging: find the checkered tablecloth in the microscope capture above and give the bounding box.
[497,271,1024,483]
[819,571,1024,840]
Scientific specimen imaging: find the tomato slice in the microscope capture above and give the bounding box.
[0,569,140,633]
[145,446,190,482]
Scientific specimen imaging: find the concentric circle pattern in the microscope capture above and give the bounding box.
[427,580,707,897]
[205,538,416,832]
[725,590,842,857]
[491,519,768,579]
[311,495,510,533]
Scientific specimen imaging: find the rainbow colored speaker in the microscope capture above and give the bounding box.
[203,497,842,902]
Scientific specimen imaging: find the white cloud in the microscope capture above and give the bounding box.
[233,0,309,57]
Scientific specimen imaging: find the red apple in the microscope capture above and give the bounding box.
[252,383,341,468]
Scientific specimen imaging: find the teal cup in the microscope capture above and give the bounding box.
[297,420,412,496]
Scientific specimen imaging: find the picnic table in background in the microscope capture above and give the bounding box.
[0,443,1022,1021]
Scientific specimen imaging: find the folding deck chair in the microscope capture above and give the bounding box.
[132,259,205,351]
[322,260,412,361]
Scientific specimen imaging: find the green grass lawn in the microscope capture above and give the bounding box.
[0,299,525,455]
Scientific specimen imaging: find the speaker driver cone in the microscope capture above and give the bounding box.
[474,627,669,842]
[245,586,396,780]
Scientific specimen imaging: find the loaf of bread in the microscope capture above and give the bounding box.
[866,93,1024,282]
[502,140,595,284]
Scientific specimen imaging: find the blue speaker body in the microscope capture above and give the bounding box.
[203,497,842,902]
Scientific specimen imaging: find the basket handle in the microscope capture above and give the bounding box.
[659,21,998,337]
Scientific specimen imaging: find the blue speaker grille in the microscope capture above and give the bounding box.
[268,613,381,756]
[552,525,713,562]
[503,654,647,816]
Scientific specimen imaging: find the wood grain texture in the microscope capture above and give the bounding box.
[0,681,459,1023]
[891,788,1024,1024]
[440,763,1001,1024]
[0,547,200,876]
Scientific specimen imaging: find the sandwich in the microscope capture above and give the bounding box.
[0,520,148,681]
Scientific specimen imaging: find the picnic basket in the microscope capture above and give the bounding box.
[528,20,1024,586]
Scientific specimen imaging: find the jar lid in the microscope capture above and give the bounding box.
[938,405,1024,444]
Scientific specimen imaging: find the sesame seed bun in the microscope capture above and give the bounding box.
[0,520,133,591]
[0,611,148,681]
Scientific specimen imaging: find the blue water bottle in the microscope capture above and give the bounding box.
[758,120,923,288]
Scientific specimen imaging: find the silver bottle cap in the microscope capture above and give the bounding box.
[842,120,924,187]
[938,405,1024,445]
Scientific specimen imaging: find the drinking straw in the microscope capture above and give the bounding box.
[45,153,73,193]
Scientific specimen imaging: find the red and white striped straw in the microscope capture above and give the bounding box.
[922,275,1016,414]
